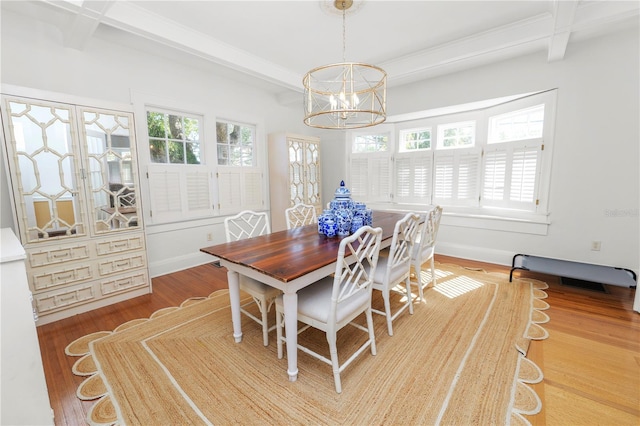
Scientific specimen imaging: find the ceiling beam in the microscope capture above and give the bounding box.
[63,1,115,50]
[547,0,578,62]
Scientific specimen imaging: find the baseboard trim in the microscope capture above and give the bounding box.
[149,252,216,278]
[436,242,513,267]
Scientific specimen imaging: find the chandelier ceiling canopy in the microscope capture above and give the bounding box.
[303,0,387,130]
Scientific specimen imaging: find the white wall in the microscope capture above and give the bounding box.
[375,27,638,273]
[0,9,310,276]
[2,8,638,279]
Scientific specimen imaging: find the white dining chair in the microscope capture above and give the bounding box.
[411,205,443,302]
[224,210,281,346]
[371,212,421,336]
[275,225,383,393]
[285,203,317,229]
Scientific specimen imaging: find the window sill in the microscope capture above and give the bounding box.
[367,203,550,235]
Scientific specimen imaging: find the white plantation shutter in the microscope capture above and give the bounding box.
[147,165,213,223]
[369,157,391,201]
[434,154,454,200]
[395,153,432,204]
[186,170,211,211]
[243,170,265,209]
[350,158,369,199]
[218,168,264,215]
[483,150,507,201]
[481,140,541,209]
[349,154,391,202]
[510,146,539,205]
[457,151,480,202]
[433,149,480,206]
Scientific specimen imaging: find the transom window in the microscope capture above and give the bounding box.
[353,134,389,153]
[437,121,475,149]
[399,128,432,152]
[216,120,255,166]
[147,110,201,164]
[488,104,544,143]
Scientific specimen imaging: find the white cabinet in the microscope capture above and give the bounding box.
[0,228,53,425]
[1,94,151,325]
[268,133,321,231]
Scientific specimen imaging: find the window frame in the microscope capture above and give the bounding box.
[132,92,267,226]
[346,90,557,230]
[146,108,203,165]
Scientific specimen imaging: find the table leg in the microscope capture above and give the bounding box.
[227,270,243,343]
[283,291,299,382]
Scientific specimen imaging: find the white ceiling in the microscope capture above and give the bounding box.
[3,0,639,98]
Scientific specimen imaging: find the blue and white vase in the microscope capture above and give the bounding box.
[324,218,337,237]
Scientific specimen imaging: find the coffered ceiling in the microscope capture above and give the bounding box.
[3,0,639,97]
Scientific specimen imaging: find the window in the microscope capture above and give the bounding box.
[399,128,431,152]
[396,128,433,203]
[437,121,475,149]
[488,105,544,143]
[215,120,263,214]
[216,120,255,166]
[353,133,389,153]
[347,90,556,219]
[349,128,392,202]
[147,111,201,164]
[482,104,545,209]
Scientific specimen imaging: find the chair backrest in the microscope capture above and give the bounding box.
[285,203,317,229]
[224,210,271,242]
[330,225,383,316]
[384,212,421,281]
[416,205,443,251]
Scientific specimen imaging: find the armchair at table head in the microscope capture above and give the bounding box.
[285,203,318,229]
[371,211,421,336]
[275,225,383,393]
[223,210,280,346]
[410,205,443,302]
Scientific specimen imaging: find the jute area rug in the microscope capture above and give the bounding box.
[66,262,550,426]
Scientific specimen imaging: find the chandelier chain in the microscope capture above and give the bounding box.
[342,3,346,63]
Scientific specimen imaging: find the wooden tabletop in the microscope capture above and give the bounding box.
[201,210,407,283]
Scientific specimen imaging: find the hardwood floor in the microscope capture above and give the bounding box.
[37,256,639,425]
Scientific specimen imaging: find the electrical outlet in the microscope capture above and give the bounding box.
[207,233,213,241]
[591,240,601,251]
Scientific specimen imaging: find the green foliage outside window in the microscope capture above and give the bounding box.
[216,121,255,166]
[147,111,201,164]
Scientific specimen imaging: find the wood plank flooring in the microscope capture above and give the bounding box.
[36,255,639,425]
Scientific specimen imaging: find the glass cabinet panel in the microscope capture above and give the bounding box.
[3,98,85,242]
[79,108,139,234]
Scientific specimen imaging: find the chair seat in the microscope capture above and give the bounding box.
[413,245,435,263]
[276,277,371,324]
[371,257,409,286]
[240,275,281,298]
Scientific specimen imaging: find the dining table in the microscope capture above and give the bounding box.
[200,210,408,382]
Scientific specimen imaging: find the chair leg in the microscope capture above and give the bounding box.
[327,331,342,394]
[405,277,414,315]
[430,257,436,287]
[276,307,284,359]
[260,297,269,346]
[365,308,377,356]
[382,290,393,336]
[417,265,425,301]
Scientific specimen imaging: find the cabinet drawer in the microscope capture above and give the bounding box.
[98,254,145,276]
[32,265,93,291]
[35,285,95,313]
[96,235,144,256]
[28,244,90,268]
[101,272,147,295]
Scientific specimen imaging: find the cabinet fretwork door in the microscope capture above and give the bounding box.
[79,107,140,234]
[2,97,86,243]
